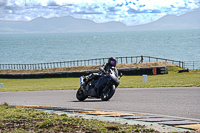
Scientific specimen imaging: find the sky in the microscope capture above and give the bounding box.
[0,0,200,26]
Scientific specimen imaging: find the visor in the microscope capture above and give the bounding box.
[110,60,116,66]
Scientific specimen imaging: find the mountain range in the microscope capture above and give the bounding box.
[0,9,199,33]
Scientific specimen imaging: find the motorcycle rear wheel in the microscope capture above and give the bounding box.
[76,88,88,101]
[101,85,116,101]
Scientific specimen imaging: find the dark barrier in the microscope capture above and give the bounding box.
[0,66,168,79]
[118,66,168,75]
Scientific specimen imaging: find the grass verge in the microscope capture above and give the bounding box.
[120,67,200,88]
[0,104,154,133]
[0,66,199,92]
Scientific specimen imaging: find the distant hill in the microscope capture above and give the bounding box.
[0,9,199,33]
[132,9,200,31]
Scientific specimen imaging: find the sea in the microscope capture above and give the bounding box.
[0,29,200,64]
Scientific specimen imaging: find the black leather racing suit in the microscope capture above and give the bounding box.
[94,63,118,95]
[99,63,118,76]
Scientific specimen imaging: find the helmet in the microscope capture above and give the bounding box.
[108,57,117,67]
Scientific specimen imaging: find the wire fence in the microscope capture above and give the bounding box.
[183,61,200,70]
[0,55,191,70]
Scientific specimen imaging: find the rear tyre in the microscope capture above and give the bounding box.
[101,85,116,101]
[76,88,87,101]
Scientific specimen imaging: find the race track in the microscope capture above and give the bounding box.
[0,87,200,119]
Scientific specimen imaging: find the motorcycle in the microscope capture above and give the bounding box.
[76,69,122,101]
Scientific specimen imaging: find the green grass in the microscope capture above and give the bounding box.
[0,105,154,132]
[0,67,199,92]
[120,67,200,88]
[0,78,79,92]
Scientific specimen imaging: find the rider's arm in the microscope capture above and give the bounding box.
[99,63,106,73]
[114,67,118,76]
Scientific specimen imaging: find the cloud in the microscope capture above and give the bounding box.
[0,0,199,25]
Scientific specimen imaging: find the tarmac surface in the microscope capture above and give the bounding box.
[0,87,200,119]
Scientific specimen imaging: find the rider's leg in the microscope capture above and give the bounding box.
[82,74,93,88]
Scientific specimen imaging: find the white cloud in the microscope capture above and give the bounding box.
[0,0,199,25]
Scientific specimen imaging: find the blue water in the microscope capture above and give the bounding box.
[0,30,199,64]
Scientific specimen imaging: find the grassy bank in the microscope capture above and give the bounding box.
[0,66,199,92]
[0,62,175,74]
[0,105,154,133]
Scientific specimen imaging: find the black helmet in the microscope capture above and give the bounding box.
[108,57,117,67]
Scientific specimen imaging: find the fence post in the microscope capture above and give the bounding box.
[193,61,195,70]
[182,62,183,68]
[131,57,132,63]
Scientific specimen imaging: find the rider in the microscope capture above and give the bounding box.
[82,57,118,96]
[99,57,118,76]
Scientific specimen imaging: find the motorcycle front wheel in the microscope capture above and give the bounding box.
[76,87,88,101]
[101,85,116,101]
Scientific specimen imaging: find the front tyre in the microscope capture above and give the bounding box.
[76,87,87,101]
[101,85,116,101]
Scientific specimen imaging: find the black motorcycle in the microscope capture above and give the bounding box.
[76,69,122,101]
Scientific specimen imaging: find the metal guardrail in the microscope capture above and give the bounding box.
[0,55,185,70]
